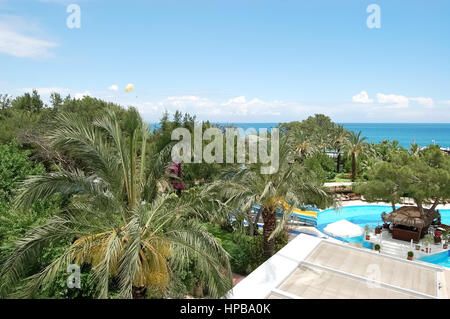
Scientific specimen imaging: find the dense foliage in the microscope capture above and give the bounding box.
[356,146,450,216]
[1,91,447,299]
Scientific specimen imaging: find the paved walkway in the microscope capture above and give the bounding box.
[324,182,354,187]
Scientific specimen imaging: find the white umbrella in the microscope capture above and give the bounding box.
[324,219,364,238]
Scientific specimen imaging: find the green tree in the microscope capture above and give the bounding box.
[0,94,12,112]
[345,131,367,181]
[355,153,409,212]
[0,142,44,202]
[331,125,348,173]
[357,147,450,218]
[411,146,450,212]
[0,109,231,299]
[304,152,336,183]
[49,93,63,110]
[207,137,335,259]
[11,90,44,113]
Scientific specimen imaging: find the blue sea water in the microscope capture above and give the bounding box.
[224,123,450,149]
[342,123,450,149]
[150,122,450,149]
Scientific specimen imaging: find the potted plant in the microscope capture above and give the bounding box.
[442,230,449,249]
[407,251,414,261]
[365,225,371,240]
[415,243,421,250]
[423,234,434,253]
[434,230,442,244]
[375,226,382,235]
[374,244,380,252]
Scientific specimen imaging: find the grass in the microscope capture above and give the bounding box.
[330,177,352,183]
[328,172,352,183]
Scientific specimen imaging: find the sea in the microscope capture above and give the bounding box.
[150,123,450,149]
[218,123,450,149]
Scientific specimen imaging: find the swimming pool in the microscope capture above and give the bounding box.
[317,205,450,249]
[419,250,450,268]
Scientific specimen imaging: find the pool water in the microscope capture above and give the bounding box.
[419,250,450,268]
[317,205,450,250]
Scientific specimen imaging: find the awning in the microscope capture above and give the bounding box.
[324,219,364,238]
[382,206,440,228]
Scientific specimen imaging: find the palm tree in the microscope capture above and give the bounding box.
[345,131,368,182]
[409,143,420,156]
[207,137,335,259]
[286,128,315,163]
[0,109,231,299]
[331,125,348,173]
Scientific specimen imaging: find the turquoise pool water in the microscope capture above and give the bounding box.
[419,250,450,268]
[317,205,450,249]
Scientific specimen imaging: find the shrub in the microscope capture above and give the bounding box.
[206,223,289,275]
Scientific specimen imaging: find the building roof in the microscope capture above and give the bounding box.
[226,234,447,299]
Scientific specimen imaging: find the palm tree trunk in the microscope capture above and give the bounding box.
[132,286,147,299]
[253,209,262,236]
[351,152,357,182]
[336,151,341,173]
[262,209,276,259]
[391,202,396,212]
[247,211,254,237]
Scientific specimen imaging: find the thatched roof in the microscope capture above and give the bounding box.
[382,206,440,228]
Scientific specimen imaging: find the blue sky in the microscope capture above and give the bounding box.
[0,0,449,123]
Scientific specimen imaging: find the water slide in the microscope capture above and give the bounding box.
[250,202,319,227]
[281,201,318,227]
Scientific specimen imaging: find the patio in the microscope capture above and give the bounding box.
[366,227,448,260]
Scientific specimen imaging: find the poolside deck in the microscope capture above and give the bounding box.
[366,228,448,260]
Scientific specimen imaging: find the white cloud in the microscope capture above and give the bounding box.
[138,95,297,121]
[220,96,285,117]
[222,96,249,115]
[377,93,409,108]
[352,91,373,104]
[439,100,450,105]
[410,97,434,108]
[108,84,119,91]
[375,93,434,109]
[74,91,91,100]
[222,96,247,105]
[0,15,58,58]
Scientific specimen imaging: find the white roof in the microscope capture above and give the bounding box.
[323,219,364,238]
[226,234,446,299]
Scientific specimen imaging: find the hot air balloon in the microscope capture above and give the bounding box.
[125,83,135,93]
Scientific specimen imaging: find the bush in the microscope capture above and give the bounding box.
[39,262,98,299]
[304,152,336,182]
[0,141,44,202]
[206,223,289,275]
